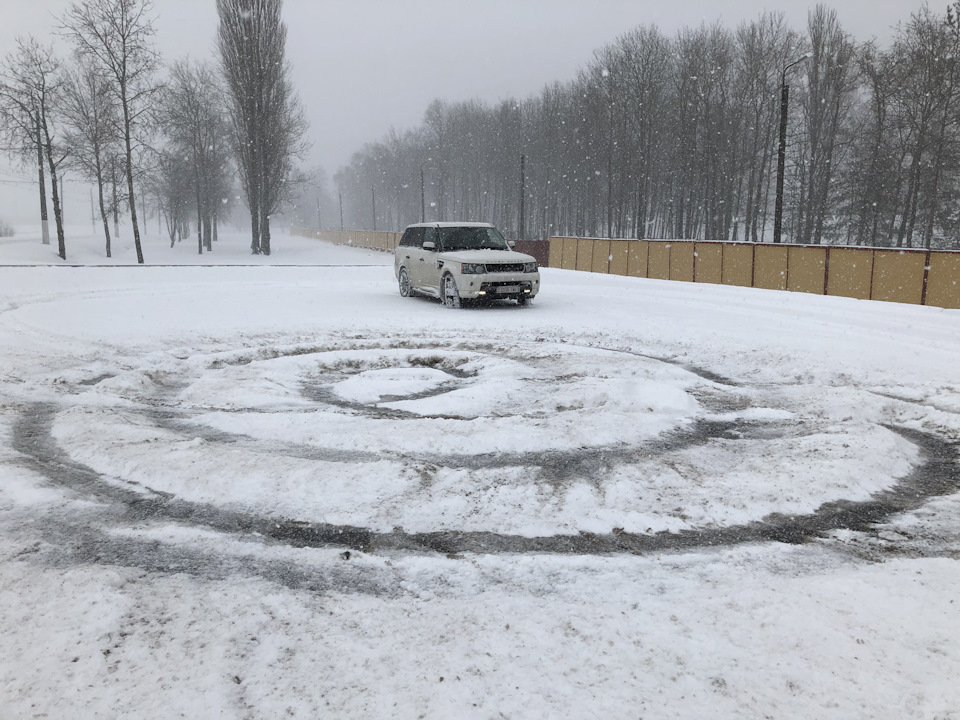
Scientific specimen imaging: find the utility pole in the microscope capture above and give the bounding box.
[774,53,811,244]
[339,192,344,232]
[371,186,377,232]
[90,187,95,233]
[518,154,526,241]
[419,158,431,223]
[317,197,322,232]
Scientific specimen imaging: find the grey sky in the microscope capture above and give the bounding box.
[0,0,934,222]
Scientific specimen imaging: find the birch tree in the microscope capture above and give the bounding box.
[61,58,120,257]
[161,60,233,255]
[62,0,160,264]
[794,6,857,245]
[0,37,67,259]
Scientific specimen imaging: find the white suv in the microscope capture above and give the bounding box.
[394,222,540,308]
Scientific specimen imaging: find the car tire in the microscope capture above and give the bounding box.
[398,267,412,297]
[517,294,528,307]
[443,274,462,309]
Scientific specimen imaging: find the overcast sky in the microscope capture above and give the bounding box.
[0,0,935,222]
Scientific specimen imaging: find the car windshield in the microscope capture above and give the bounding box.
[437,226,509,252]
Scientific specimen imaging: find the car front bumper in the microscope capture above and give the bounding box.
[457,274,540,299]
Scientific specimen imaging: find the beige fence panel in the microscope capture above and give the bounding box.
[694,243,723,284]
[548,238,564,268]
[722,244,754,287]
[873,250,926,304]
[754,245,789,290]
[648,242,670,280]
[592,240,611,273]
[609,240,630,275]
[788,246,827,295]
[925,252,960,309]
[576,239,595,271]
[628,241,649,277]
[827,248,873,300]
[670,242,695,282]
[561,237,578,269]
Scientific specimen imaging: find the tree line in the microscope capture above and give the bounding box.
[0,0,306,262]
[334,4,960,250]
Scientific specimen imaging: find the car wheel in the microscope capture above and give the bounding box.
[442,274,462,309]
[398,267,412,297]
[517,294,528,307]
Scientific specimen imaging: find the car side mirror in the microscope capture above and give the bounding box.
[422,241,436,251]
[508,241,516,248]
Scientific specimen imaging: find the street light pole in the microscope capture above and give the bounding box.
[773,52,812,244]
[519,153,526,241]
[419,159,431,223]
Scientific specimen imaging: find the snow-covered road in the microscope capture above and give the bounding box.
[1,230,959,718]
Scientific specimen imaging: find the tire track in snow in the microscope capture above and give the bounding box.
[11,404,959,567]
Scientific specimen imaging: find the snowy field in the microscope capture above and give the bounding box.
[1,226,959,719]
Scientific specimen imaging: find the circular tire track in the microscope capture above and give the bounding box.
[7,333,959,599]
[12,402,959,559]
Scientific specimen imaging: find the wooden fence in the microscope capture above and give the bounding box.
[547,237,960,310]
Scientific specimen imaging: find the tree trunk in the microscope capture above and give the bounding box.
[203,215,212,251]
[260,210,271,256]
[249,204,261,255]
[40,116,65,260]
[45,156,65,260]
[121,84,144,264]
[195,178,203,255]
[111,160,120,238]
[36,123,50,245]
[97,176,112,258]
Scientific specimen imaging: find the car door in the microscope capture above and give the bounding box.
[416,226,441,295]
[397,227,424,289]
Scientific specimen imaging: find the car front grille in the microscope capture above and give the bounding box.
[486,263,525,273]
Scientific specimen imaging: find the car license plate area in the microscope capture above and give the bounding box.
[495,286,520,294]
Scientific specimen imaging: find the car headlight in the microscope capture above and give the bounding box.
[523,262,538,273]
[461,263,486,274]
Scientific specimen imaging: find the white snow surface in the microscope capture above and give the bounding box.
[1,227,960,718]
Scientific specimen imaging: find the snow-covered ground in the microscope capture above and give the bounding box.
[1,226,959,719]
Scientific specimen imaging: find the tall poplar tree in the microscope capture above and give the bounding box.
[217,0,306,255]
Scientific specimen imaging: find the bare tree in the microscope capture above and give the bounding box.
[0,37,67,259]
[844,42,902,246]
[333,5,960,250]
[217,0,307,255]
[62,0,160,264]
[61,58,120,257]
[150,148,193,246]
[793,6,858,245]
[160,60,233,255]
[734,14,795,242]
